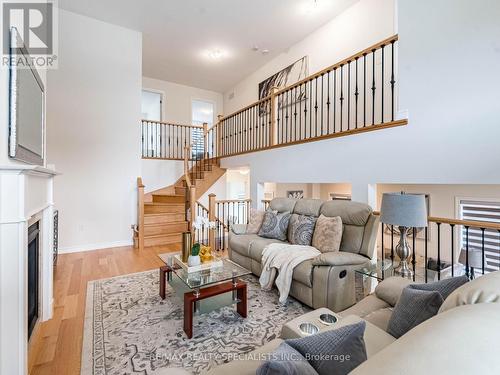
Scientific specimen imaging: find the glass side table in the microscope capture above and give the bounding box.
[356,259,395,281]
[354,259,395,301]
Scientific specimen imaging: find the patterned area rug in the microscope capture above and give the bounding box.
[81,270,311,375]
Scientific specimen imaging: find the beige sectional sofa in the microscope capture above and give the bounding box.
[229,197,380,312]
[208,271,500,375]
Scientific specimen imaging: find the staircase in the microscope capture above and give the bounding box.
[137,158,226,250]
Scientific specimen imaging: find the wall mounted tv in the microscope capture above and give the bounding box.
[9,27,45,166]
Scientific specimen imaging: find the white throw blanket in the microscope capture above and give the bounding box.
[259,243,320,304]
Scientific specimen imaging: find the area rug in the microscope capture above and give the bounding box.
[81,269,311,375]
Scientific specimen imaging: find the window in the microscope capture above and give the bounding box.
[459,199,500,274]
[141,90,162,121]
[191,100,214,158]
[141,90,163,156]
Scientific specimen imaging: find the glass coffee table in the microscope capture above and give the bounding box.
[158,253,251,338]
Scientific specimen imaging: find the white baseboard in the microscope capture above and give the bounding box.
[59,240,133,254]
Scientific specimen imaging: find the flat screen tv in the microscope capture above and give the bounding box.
[9,27,45,166]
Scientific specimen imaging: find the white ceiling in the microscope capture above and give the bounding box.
[59,0,357,93]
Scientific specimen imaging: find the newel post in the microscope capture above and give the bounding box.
[208,193,216,250]
[270,86,278,146]
[137,177,145,251]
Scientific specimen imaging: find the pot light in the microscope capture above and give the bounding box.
[299,0,321,15]
[207,49,225,60]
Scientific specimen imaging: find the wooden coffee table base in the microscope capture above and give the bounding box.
[159,265,248,339]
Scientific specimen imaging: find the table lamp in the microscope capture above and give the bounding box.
[380,192,428,277]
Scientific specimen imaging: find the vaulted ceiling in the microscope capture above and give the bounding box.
[59,0,357,92]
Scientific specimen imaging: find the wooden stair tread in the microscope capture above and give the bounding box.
[145,202,184,206]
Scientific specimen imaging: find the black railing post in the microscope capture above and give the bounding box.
[450,224,455,277]
[437,222,441,281]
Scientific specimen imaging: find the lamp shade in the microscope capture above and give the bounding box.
[380,192,428,227]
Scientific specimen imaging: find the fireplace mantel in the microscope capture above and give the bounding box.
[0,165,58,375]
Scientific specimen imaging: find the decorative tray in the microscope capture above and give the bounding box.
[173,254,223,273]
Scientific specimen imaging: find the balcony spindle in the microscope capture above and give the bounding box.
[390,40,396,122]
[363,53,367,127]
[355,57,359,129]
[347,61,351,130]
[425,227,428,282]
[450,224,455,277]
[437,222,441,281]
[465,226,470,278]
[481,228,486,275]
[371,49,376,125]
[381,44,385,123]
[340,64,344,132]
[412,227,416,281]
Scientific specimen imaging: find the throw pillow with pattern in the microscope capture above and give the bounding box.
[258,211,291,241]
[246,208,266,234]
[288,214,317,246]
[312,214,343,252]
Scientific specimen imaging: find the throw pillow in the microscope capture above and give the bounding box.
[246,208,266,234]
[412,275,469,301]
[288,214,317,246]
[387,286,443,338]
[258,211,291,241]
[256,342,317,375]
[312,214,343,253]
[286,321,367,375]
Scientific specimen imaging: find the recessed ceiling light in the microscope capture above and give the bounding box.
[208,49,224,60]
[299,0,321,15]
[261,49,270,55]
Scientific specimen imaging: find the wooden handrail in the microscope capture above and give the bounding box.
[275,34,398,96]
[136,177,145,251]
[219,96,272,122]
[373,211,500,230]
[141,119,203,129]
[215,198,252,204]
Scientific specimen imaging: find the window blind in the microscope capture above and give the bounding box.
[460,199,500,274]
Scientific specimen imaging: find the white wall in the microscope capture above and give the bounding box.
[141,76,224,192]
[224,0,395,114]
[221,0,500,206]
[46,10,142,253]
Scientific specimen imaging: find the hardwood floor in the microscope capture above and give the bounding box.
[28,244,180,375]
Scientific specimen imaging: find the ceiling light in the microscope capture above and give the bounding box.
[239,169,250,175]
[261,49,270,55]
[207,49,225,60]
[299,0,321,15]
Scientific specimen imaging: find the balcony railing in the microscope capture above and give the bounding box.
[141,35,407,161]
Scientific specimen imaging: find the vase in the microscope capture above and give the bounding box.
[181,232,192,263]
[188,255,201,267]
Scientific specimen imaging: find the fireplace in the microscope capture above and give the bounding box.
[27,221,40,339]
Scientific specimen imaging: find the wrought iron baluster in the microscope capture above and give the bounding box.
[340,64,344,132]
[412,227,416,281]
[437,222,441,281]
[327,71,331,134]
[371,49,376,125]
[465,226,470,278]
[355,57,359,129]
[363,53,367,127]
[314,78,318,137]
[391,40,396,122]
[481,228,486,275]
[347,61,351,130]
[450,224,455,277]
[425,227,428,282]
[381,44,385,123]
[333,68,337,133]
